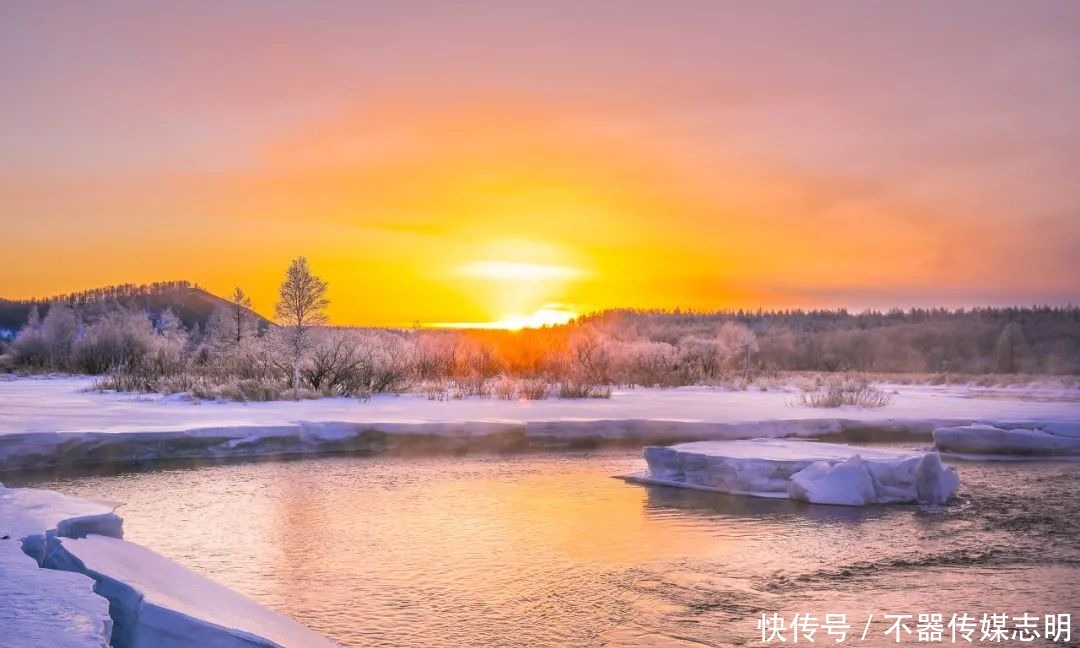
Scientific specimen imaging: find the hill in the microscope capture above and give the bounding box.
[0,281,269,336]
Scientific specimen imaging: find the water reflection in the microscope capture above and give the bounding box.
[21,451,1080,648]
[640,482,894,525]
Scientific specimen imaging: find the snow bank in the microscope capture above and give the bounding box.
[933,423,1080,458]
[0,483,336,648]
[1,484,122,648]
[1,377,1076,472]
[632,439,960,506]
[44,536,337,648]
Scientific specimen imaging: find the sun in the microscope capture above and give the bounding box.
[433,303,579,330]
[427,250,591,329]
[430,257,586,329]
[481,305,580,330]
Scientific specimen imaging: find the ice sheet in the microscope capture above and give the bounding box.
[633,439,960,506]
[1,483,337,648]
[45,535,338,648]
[933,423,1080,457]
[0,485,122,648]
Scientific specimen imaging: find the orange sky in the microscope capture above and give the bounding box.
[2,2,1078,326]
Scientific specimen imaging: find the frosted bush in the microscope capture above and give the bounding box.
[492,375,517,400]
[73,310,160,374]
[518,377,553,400]
[799,374,894,408]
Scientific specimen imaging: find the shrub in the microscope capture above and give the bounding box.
[557,379,612,399]
[799,374,894,408]
[492,375,517,400]
[518,377,552,400]
[452,372,489,398]
[420,379,452,401]
[72,310,161,374]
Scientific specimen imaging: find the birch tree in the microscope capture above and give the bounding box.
[274,257,329,390]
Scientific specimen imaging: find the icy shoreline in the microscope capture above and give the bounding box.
[1,377,1078,472]
[0,483,336,648]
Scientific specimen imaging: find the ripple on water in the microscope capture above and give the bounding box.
[22,450,1080,647]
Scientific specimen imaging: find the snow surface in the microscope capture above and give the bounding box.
[631,439,960,506]
[0,484,121,648]
[1,482,337,648]
[45,535,338,648]
[1,377,1077,471]
[933,423,1080,458]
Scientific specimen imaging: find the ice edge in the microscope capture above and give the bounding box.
[4,416,1077,473]
[0,417,971,473]
[7,485,337,648]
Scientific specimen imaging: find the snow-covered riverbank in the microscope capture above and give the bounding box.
[1,377,1078,471]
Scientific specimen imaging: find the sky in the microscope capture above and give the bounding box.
[2,1,1078,327]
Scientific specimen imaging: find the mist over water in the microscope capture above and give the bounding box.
[25,449,1080,647]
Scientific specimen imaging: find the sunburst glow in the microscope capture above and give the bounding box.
[459,261,584,282]
[434,305,578,330]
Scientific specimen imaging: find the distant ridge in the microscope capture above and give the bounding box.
[0,281,269,333]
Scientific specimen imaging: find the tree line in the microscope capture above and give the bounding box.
[2,258,1077,402]
[16,280,201,306]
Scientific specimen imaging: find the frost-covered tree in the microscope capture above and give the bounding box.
[156,307,188,346]
[41,302,79,368]
[995,321,1028,374]
[568,326,611,384]
[72,309,158,374]
[156,307,182,335]
[206,307,233,350]
[12,305,46,368]
[24,305,41,331]
[717,321,759,378]
[274,257,329,390]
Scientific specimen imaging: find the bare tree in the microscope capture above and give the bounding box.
[274,257,329,391]
[228,287,255,344]
[717,321,759,379]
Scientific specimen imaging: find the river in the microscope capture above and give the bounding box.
[17,447,1080,647]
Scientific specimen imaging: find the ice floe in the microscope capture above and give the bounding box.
[630,439,960,506]
[933,423,1080,458]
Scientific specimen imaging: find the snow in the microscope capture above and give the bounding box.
[44,535,338,648]
[1,482,337,648]
[933,423,1080,458]
[631,439,960,506]
[0,377,1077,471]
[0,484,122,648]
[787,456,878,506]
[0,551,111,648]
